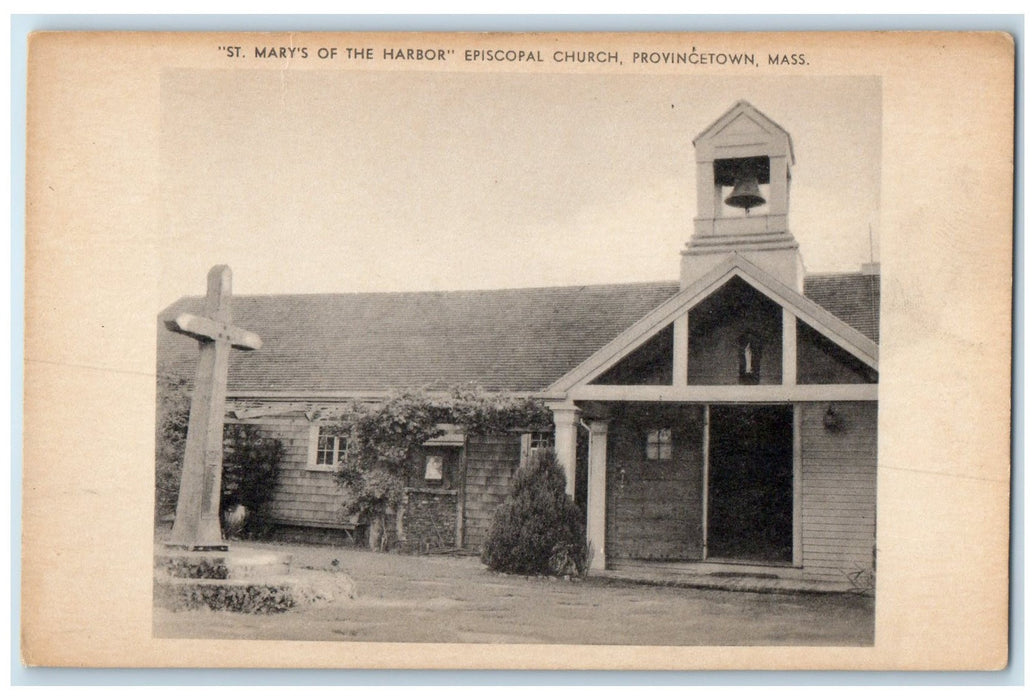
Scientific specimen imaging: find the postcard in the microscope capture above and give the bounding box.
[22,30,1014,670]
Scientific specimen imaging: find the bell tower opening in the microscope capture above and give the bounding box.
[715,156,771,217]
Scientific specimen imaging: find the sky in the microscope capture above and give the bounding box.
[159,71,880,304]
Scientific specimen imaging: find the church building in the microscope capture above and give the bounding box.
[158,101,879,590]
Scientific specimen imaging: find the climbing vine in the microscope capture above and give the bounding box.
[331,387,553,551]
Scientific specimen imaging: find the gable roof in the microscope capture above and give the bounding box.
[158,268,879,397]
[545,254,878,394]
[693,100,795,164]
[158,282,680,395]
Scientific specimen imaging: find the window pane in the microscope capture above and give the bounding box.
[646,428,672,460]
[317,428,347,466]
[531,431,554,449]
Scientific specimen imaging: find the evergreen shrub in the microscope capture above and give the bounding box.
[481,449,586,576]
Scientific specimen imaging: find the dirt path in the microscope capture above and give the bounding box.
[153,542,874,646]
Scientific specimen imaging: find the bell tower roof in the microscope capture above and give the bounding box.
[692,100,795,164]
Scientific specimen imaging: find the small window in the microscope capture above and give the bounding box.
[314,427,348,468]
[521,431,555,468]
[646,428,672,461]
[424,455,444,481]
[530,431,554,451]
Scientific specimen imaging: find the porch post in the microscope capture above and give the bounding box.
[586,419,610,572]
[792,403,803,567]
[551,404,581,498]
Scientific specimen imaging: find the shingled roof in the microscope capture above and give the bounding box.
[804,272,880,342]
[158,273,879,395]
[158,281,680,394]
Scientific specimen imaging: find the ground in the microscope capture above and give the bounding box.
[153,540,874,646]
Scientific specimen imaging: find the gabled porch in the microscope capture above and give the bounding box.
[543,255,879,588]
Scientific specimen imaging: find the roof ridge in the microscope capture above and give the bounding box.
[165,279,682,304]
[805,271,881,279]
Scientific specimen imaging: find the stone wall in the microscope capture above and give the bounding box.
[400,487,458,553]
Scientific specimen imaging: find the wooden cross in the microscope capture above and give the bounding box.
[164,265,261,551]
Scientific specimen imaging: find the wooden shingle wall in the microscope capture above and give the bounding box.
[231,418,352,529]
[800,401,878,583]
[462,434,521,550]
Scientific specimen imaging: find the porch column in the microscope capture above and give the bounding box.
[551,404,581,498]
[586,419,610,572]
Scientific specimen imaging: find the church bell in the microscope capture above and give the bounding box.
[724,176,766,213]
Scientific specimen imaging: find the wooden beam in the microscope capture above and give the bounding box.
[228,389,548,400]
[166,265,262,551]
[166,313,262,351]
[782,307,797,386]
[733,268,878,368]
[569,383,878,403]
[672,312,689,388]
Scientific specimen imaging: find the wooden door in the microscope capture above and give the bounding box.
[606,406,704,561]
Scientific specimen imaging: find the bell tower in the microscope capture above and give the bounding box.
[681,101,804,292]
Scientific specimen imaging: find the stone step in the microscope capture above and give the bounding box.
[226,547,293,578]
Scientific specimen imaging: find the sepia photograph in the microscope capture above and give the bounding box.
[22,31,1013,670]
[153,72,880,646]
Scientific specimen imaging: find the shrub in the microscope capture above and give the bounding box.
[155,375,191,520]
[219,423,285,538]
[153,580,297,614]
[481,449,586,577]
[154,374,284,539]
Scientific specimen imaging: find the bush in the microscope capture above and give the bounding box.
[153,579,297,614]
[155,375,192,520]
[155,375,284,539]
[219,423,285,538]
[481,449,586,577]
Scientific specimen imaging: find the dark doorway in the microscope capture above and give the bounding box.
[707,404,793,563]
